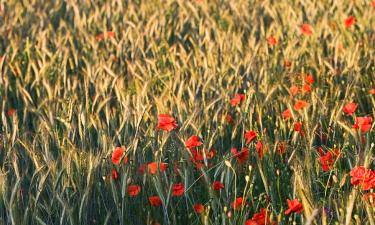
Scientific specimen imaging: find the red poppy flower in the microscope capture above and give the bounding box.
[244,131,257,144]
[127,185,141,197]
[350,166,368,185]
[289,86,299,96]
[246,208,273,225]
[230,94,246,106]
[245,220,258,225]
[370,89,375,94]
[282,109,293,120]
[149,196,162,206]
[232,197,247,210]
[361,171,375,190]
[189,149,215,169]
[305,74,315,84]
[293,100,308,111]
[148,162,168,174]
[267,36,278,46]
[350,166,375,190]
[342,103,358,116]
[95,31,115,41]
[284,199,303,215]
[172,183,184,196]
[225,114,235,124]
[193,204,204,214]
[231,147,249,163]
[112,146,125,165]
[319,151,334,172]
[255,141,264,159]
[157,114,178,132]
[300,24,313,36]
[344,16,355,28]
[293,121,302,132]
[284,60,292,68]
[302,84,311,93]
[352,116,372,133]
[7,108,16,117]
[185,135,203,150]
[111,169,119,180]
[212,181,225,190]
[373,0,375,7]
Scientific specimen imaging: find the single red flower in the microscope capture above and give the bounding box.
[370,89,375,94]
[284,199,303,215]
[112,146,125,165]
[267,36,278,46]
[293,121,302,132]
[157,114,178,132]
[245,220,258,225]
[344,16,355,28]
[189,149,215,169]
[350,166,375,190]
[212,181,225,190]
[352,116,372,133]
[282,109,292,120]
[244,131,257,144]
[289,86,299,96]
[349,166,375,190]
[149,196,162,206]
[111,169,119,180]
[246,208,273,225]
[172,183,184,196]
[342,103,358,116]
[293,100,308,111]
[255,141,264,159]
[231,147,249,163]
[127,185,141,197]
[361,170,375,190]
[95,31,115,41]
[230,94,246,106]
[372,0,375,7]
[284,59,292,68]
[319,151,334,172]
[350,166,368,185]
[300,24,313,36]
[305,74,315,84]
[7,108,16,117]
[193,203,205,214]
[232,197,247,210]
[148,162,168,174]
[185,135,203,150]
[302,84,311,93]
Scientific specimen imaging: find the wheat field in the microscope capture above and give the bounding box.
[0,0,375,224]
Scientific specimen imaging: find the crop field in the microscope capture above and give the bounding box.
[0,0,375,224]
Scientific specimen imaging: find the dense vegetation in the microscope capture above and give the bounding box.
[0,0,375,224]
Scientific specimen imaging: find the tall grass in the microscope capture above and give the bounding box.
[0,0,374,224]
